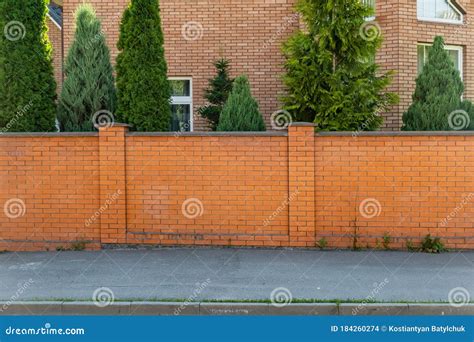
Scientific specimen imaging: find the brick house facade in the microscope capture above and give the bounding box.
[47,0,473,131]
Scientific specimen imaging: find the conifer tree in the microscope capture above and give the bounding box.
[116,0,171,131]
[217,75,266,131]
[57,4,116,131]
[198,58,234,130]
[0,0,56,132]
[282,0,397,131]
[402,36,474,131]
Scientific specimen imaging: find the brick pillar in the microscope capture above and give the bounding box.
[99,123,129,244]
[288,123,316,247]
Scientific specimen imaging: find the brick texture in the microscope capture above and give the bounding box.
[1,130,474,251]
[0,135,100,251]
[47,19,63,90]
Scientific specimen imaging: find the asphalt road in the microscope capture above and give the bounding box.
[0,248,473,302]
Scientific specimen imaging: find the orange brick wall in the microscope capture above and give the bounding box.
[315,133,474,250]
[125,134,289,246]
[0,135,100,251]
[1,127,473,251]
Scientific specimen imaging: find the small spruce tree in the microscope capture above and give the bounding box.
[57,4,116,132]
[217,75,266,131]
[116,0,171,131]
[198,58,234,130]
[282,0,398,131]
[0,0,57,132]
[402,36,474,131]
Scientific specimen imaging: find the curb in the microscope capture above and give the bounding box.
[0,302,473,316]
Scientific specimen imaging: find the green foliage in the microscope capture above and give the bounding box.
[403,36,474,131]
[317,238,328,250]
[198,59,234,130]
[57,4,116,132]
[382,233,392,250]
[406,239,417,252]
[0,0,57,132]
[217,75,266,131]
[71,239,87,251]
[421,234,447,254]
[116,0,171,131]
[282,0,397,131]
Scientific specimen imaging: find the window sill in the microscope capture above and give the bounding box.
[417,17,463,25]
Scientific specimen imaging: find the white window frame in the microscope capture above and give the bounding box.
[361,0,376,21]
[169,77,193,132]
[417,0,463,25]
[417,43,463,80]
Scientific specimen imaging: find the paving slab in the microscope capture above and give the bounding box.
[0,248,472,303]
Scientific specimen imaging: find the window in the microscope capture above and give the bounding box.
[361,0,376,20]
[170,78,193,132]
[417,0,463,24]
[417,44,463,78]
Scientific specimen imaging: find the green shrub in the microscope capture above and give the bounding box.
[217,75,266,131]
[116,0,171,131]
[403,36,474,131]
[57,4,116,131]
[0,0,57,132]
[421,234,447,253]
[281,0,397,131]
[198,59,234,130]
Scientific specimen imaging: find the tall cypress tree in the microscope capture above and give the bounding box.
[58,4,116,132]
[116,0,171,131]
[402,36,474,131]
[0,0,56,132]
[217,75,266,131]
[198,59,234,130]
[282,0,397,131]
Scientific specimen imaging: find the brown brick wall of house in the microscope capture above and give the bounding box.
[2,127,474,252]
[62,0,300,131]
[47,19,63,91]
[56,0,474,131]
[377,0,473,130]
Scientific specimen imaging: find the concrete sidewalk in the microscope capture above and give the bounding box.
[0,248,473,302]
